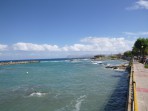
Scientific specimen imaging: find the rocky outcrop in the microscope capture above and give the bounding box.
[105,64,129,70]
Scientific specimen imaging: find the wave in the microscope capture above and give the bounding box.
[91,61,103,65]
[73,95,87,111]
[29,92,47,97]
[70,59,81,63]
[40,61,60,63]
[114,68,125,72]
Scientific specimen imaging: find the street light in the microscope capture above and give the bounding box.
[141,45,143,57]
[141,45,144,63]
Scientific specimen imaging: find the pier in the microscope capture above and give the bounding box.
[127,60,148,111]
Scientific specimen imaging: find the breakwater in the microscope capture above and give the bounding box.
[0,60,40,66]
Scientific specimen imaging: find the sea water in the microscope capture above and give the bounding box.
[0,59,128,111]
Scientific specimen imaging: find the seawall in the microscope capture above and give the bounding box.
[127,64,133,111]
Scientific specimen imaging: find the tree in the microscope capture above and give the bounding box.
[132,46,139,57]
[124,51,132,57]
[133,38,148,58]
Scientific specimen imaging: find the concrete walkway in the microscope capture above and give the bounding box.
[133,62,148,111]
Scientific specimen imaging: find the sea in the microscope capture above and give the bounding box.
[0,59,129,111]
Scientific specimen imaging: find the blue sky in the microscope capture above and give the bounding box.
[0,0,148,60]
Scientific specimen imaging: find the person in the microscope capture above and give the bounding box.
[145,58,148,65]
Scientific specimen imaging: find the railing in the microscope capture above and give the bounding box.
[127,60,138,111]
[132,69,138,111]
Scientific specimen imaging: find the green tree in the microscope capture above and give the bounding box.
[133,38,148,57]
[132,46,139,57]
[124,51,132,57]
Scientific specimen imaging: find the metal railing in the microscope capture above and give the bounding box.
[131,60,138,111]
[132,69,138,111]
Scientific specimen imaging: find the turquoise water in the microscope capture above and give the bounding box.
[0,59,128,111]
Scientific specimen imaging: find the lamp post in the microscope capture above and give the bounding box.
[141,45,143,57]
[138,50,140,59]
[142,45,144,56]
[141,45,144,63]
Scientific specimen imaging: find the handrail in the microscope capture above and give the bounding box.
[133,81,138,111]
[132,64,138,111]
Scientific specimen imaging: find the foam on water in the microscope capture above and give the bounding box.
[91,61,103,65]
[41,61,60,63]
[29,92,47,97]
[73,95,87,111]
[114,68,125,72]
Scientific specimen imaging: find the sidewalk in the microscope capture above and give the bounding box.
[133,62,148,111]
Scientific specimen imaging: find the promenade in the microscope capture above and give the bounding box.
[133,61,148,111]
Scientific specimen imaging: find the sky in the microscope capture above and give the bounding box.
[0,0,148,60]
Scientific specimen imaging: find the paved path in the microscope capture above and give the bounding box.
[133,62,148,111]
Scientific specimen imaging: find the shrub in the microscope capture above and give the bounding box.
[145,64,148,68]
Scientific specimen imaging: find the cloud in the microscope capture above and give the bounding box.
[13,42,61,51]
[0,44,8,51]
[0,37,135,60]
[80,37,134,53]
[62,37,134,53]
[123,32,148,36]
[42,44,61,51]
[12,37,134,53]
[62,44,93,51]
[127,0,148,10]
[137,0,148,9]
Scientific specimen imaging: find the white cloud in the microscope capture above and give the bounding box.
[137,0,148,9]
[0,44,8,51]
[80,37,134,53]
[123,32,148,36]
[62,44,93,51]
[0,37,135,60]
[127,0,148,10]
[12,37,134,54]
[42,44,61,51]
[13,42,61,51]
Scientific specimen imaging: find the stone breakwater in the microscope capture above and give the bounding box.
[0,60,40,66]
